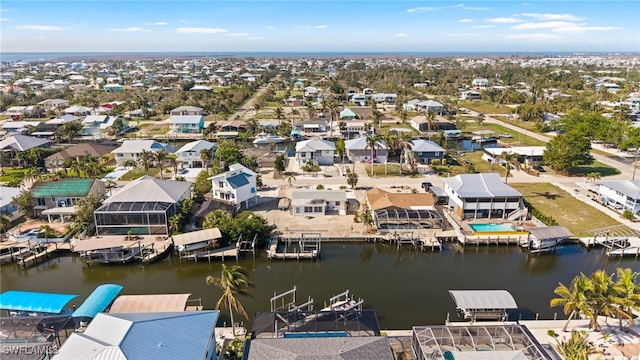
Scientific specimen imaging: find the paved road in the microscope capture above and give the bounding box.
[229,83,273,121]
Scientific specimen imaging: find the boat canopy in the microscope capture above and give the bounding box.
[172,228,221,247]
[449,290,517,310]
[109,294,191,313]
[527,226,572,241]
[0,290,78,314]
[72,284,123,319]
[72,237,124,252]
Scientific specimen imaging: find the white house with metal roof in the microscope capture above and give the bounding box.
[170,105,203,116]
[291,189,347,216]
[295,139,336,166]
[344,137,388,164]
[210,163,257,209]
[0,135,51,167]
[443,173,525,220]
[410,139,445,164]
[597,180,640,214]
[175,140,216,168]
[169,115,205,134]
[111,140,169,165]
[55,311,219,360]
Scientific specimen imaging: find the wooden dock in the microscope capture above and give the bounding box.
[267,236,320,260]
[181,244,239,262]
[577,236,640,257]
[16,243,60,268]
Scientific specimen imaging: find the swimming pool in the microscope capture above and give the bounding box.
[469,223,517,232]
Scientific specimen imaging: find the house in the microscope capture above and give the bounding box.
[210,163,258,209]
[81,115,128,137]
[365,188,442,229]
[293,119,326,134]
[1,121,41,133]
[245,336,393,360]
[340,108,357,120]
[0,186,22,221]
[44,143,117,168]
[344,137,388,163]
[595,83,620,91]
[443,173,526,220]
[472,78,489,89]
[63,105,92,116]
[410,139,445,164]
[94,176,192,236]
[351,93,366,106]
[409,115,454,133]
[304,86,318,98]
[291,189,348,216]
[31,178,106,223]
[461,90,481,100]
[102,83,123,93]
[597,180,640,214]
[6,106,29,118]
[0,135,51,167]
[169,115,205,134]
[175,140,216,168]
[55,311,219,360]
[111,140,168,165]
[295,139,336,166]
[170,106,204,116]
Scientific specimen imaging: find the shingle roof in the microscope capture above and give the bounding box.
[31,178,96,198]
[366,188,434,211]
[0,135,50,152]
[105,176,191,203]
[444,173,522,198]
[46,143,117,162]
[246,337,393,360]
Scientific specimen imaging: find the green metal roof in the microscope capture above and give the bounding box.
[31,178,95,198]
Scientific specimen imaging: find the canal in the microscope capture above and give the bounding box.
[1,242,637,329]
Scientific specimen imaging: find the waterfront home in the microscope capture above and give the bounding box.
[170,105,203,116]
[595,82,620,91]
[443,173,526,220]
[293,119,327,134]
[55,311,220,360]
[0,186,21,221]
[472,78,490,89]
[0,135,51,167]
[339,108,357,120]
[63,105,91,116]
[94,176,192,236]
[294,139,336,166]
[210,163,258,209]
[366,188,435,212]
[409,115,455,133]
[304,86,319,98]
[44,143,117,168]
[410,139,445,164]
[111,139,168,166]
[482,146,545,167]
[169,114,205,134]
[245,336,393,359]
[37,98,69,111]
[597,180,640,214]
[411,100,445,114]
[371,93,397,105]
[215,120,246,137]
[365,188,442,229]
[31,178,106,222]
[344,136,388,163]
[82,115,128,137]
[174,140,216,168]
[291,189,348,216]
[1,120,41,133]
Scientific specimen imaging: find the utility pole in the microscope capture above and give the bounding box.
[633,149,638,180]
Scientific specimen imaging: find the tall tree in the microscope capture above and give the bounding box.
[543,131,594,173]
[205,264,254,336]
[200,148,213,171]
[154,149,169,179]
[138,149,155,176]
[550,274,593,332]
[365,134,382,176]
[495,151,521,184]
[614,268,640,328]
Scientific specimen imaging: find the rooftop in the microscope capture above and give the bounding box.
[31,178,97,198]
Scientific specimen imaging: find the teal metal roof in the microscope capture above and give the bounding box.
[31,178,95,198]
[0,290,78,314]
[72,284,123,319]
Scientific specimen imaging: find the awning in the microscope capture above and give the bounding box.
[72,237,124,252]
[449,290,517,309]
[72,284,123,319]
[527,226,572,240]
[0,290,78,314]
[42,207,78,215]
[172,228,221,247]
[109,294,191,313]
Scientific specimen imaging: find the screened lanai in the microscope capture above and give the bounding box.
[94,201,174,236]
[374,209,444,230]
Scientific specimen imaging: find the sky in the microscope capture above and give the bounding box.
[1,1,639,53]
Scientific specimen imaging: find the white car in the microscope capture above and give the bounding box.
[499,133,513,138]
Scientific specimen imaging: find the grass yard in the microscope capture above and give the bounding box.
[0,168,27,184]
[120,168,161,181]
[137,123,170,136]
[568,161,621,177]
[463,122,547,146]
[459,101,513,115]
[511,183,619,235]
[365,163,419,178]
[379,122,418,135]
[440,151,508,177]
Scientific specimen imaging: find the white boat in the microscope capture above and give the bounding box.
[253,133,287,144]
[608,246,640,257]
[528,238,564,250]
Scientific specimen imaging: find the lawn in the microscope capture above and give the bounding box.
[365,163,420,178]
[443,151,508,177]
[379,122,418,136]
[137,123,170,136]
[0,168,27,184]
[511,183,620,235]
[120,167,161,181]
[459,101,513,115]
[462,122,547,146]
[568,161,621,177]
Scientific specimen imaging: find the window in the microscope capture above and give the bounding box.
[304,206,313,212]
[37,198,46,206]
[335,201,340,206]
[295,208,300,214]
[218,182,224,188]
[314,206,323,212]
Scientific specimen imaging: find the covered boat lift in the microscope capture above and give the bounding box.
[0,290,78,316]
[72,284,123,325]
[172,228,222,253]
[109,293,201,312]
[449,290,517,322]
[524,226,572,252]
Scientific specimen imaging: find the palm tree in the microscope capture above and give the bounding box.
[589,270,617,331]
[69,159,82,178]
[614,268,640,328]
[550,274,593,332]
[552,330,598,360]
[138,150,155,176]
[496,151,521,184]
[104,179,117,196]
[426,110,437,140]
[365,135,382,176]
[274,107,284,121]
[284,173,296,187]
[397,133,414,175]
[200,148,213,170]
[205,264,254,336]
[154,149,169,179]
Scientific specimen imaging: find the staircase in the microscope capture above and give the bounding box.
[508,207,528,221]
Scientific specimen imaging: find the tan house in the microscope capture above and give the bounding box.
[365,188,443,230]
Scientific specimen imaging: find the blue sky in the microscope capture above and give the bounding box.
[1,1,639,53]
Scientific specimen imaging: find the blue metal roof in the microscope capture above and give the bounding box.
[72,284,123,319]
[227,173,250,189]
[0,290,78,314]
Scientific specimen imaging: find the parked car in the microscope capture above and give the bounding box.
[422,182,433,192]
[177,168,188,175]
[499,133,513,138]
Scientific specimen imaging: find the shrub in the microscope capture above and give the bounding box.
[622,209,634,220]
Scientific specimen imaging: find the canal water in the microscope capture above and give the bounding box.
[1,243,637,329]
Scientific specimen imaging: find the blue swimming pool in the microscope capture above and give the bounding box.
[469,223,517,232]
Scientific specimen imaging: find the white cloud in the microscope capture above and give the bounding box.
[459,19,473,23]
[265,26,275,30]
[14,24,69,31]
[145,21,168,26]
[407,7,434,13]
[512,21,577,30]
[485,17,522,23]
[315,25,328,29]
[247,37,263,40]
[109,27,151,32]
[553,25,621,33]
[521,13,583,21]
[505,33,563,41]
[473,25,494,29]
[226,32,248,37]
[445,33,478,37]
[463,6,489,11]
[395,33,407,37]
[176,27,228,34]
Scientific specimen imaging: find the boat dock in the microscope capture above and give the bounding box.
[179,234,256,262]
[578,236,640,257]
[383,231,442,251]
[16,243,61,268]
[267,234,321,260]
